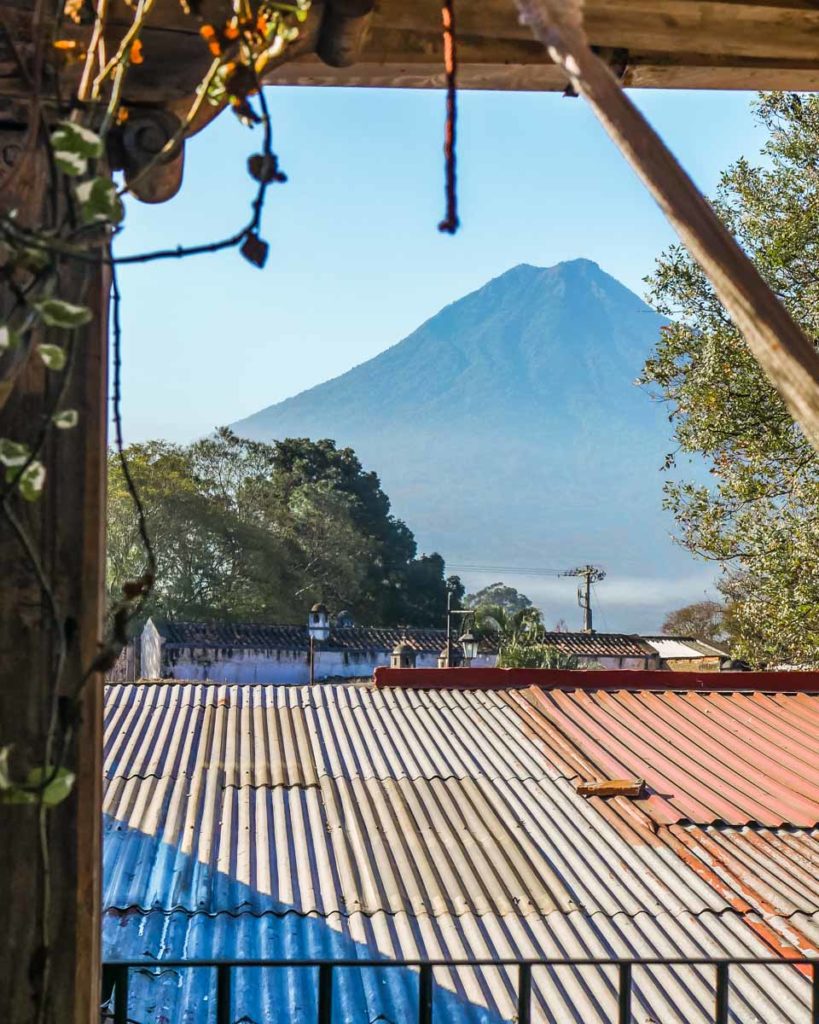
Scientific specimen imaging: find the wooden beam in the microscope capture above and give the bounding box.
[0,120,107,1024]
[265,54,819,92]
[373,0,819,57]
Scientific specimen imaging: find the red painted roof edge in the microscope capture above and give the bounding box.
[372,666,819,693]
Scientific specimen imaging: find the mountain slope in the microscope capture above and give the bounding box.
[233,260,712,629]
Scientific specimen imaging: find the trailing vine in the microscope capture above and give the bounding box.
[0,0,465,1015]
[0,0,308,1018]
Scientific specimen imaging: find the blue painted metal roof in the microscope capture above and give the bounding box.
[103,683,817,1023]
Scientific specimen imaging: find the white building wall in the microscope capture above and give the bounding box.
[159,647,455,684]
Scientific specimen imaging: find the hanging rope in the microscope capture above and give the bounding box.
[438,0,459,234]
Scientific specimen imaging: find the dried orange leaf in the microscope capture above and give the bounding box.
[200,24,222,56]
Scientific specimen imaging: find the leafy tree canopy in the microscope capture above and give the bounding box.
[464,581,533,615]
[661,600,727,642]
[496,626,579,670]
[641,92,819,666]
[108,429,455,628]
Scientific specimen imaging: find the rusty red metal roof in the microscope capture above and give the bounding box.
[491,683,819,963]
[502,686,819,829]
[373,665,819,693]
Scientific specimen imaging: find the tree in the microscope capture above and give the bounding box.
[497,627,579,670]
[661,600,727,641]
[470,604,542,642]
[464,582,533,616]
[107,430,454,628]
[641,92,819,667]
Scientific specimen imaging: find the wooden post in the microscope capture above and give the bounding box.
[516,0,819,454]
[0,122,107,1024]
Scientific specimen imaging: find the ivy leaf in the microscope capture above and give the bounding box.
[52,408,78,429]
[240,231,269,269]
[51,121,103,177]
[15,460,46,501]
[27,765,75,807]
[1,786,34,805]
[247,153,287,184]
[75,176,124,225]
[0,325,19,351]
[34,299,92,329]
[37,344,67,371]
[0,765,75,806]
[0,438,30,467]
[0,746,12,791]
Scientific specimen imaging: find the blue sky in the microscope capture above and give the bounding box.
[118,86,766,443]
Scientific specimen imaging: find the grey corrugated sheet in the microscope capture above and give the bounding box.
[103,683,815,1023]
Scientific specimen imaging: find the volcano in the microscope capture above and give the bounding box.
[232,260,712,630]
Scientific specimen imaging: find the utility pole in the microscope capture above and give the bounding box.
[559,565,606,633]
[444,588,473,667]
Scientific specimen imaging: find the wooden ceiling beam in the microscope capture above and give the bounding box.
[265,61,819,92]
[373,0,819,57]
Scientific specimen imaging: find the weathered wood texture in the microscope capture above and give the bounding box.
[516,0,819,452]
[0,125,107,1024]
[267,0,819,91]
[4,0,819,102]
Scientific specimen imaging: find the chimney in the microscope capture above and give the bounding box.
[308,602,330,641]
[391,641,417,670]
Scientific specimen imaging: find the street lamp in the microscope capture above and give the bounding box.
[459,631,479,665]
[308,602,330,685]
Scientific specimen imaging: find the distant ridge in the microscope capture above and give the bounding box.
[233,260,712,629]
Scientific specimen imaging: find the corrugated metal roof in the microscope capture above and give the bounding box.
[643,637,731,659]
[507,687,819,827]
[103,682,817,1024]
[645,638,710,659]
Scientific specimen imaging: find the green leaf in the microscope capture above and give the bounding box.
[26,765,75,807]
[52,409,78,429]
[0,765,75,807]
[0,325,19,351]
[51,122,103,177]
[16,460,46,501]
[0,746,12,791]
[37,344,67,371]
[54,150,87,176]
[0,438,30,467]
[1,787,34,805]
[34,299,92,329]
[75,176,124,225]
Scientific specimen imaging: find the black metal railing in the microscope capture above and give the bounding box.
[102,956,819,1024]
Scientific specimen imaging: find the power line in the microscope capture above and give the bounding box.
[446,564,566,577]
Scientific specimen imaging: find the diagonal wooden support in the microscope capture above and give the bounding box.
[515,0,819,454]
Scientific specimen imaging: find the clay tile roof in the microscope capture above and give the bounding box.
[154,620,497,654]
[535,632,656,657]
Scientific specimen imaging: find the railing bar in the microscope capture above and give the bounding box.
[217,964,232,1024]
[715,963,729,1024]
[318,963,333,1024]
[812,963,819,1024]
[419,963,433,1024]
[517,962,532,1024]
[111,964,129,1024]
[618,962,631,1024]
